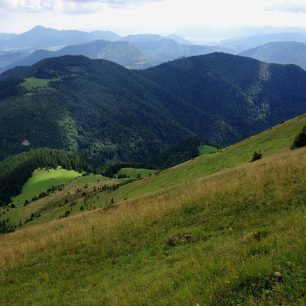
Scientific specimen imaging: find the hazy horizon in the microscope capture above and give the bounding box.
[2,0,306,42]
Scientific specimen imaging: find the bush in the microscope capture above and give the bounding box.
[251,151,262,162]
[291,126,306,149]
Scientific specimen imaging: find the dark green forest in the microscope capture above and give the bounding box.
[0,53,306,165]
[146,136,203,170]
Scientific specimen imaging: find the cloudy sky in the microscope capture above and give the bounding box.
[1,0,306,39]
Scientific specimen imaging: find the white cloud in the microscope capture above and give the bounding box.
[266,1,306,14]
[67,0,161,6]
[2,0,306,36]
[1,0,161,13]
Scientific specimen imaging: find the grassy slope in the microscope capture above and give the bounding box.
[3,173,117,228]
[12,168,81,205]
[199,144,218,155]
[116,167,157,178]
[92,113,306,205]
[2,113,305,230]
[0,147,305,305]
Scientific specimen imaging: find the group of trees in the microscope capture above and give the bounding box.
[250,125,306,162]
[146,137,203,170]
[0,218,16,234]
[0,148,91,205]
[101,137,205,177]
[291,126,306,149]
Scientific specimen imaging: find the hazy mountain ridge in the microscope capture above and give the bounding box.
[0,36,233,72]
[221,32,306,52]
[240,41,306,70]
[2,40,155,71]
[0,26,235,72]
[0,25,122,49]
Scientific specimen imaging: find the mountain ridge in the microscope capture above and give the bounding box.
[1,53,306,163]
[240,41,306,70]
[0,37,233,72]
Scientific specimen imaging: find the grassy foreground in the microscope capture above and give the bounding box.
[0,147,305,305]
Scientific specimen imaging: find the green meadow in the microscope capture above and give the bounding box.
[12,168,81,205]
[20,77,60,90]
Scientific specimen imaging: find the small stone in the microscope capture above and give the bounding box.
[274,272,283,279]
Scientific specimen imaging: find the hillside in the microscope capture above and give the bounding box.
[240,41,306,70]
[1,54,306,163]
[0,51,29,72]
[0,55,197,162]
[0,148,90,205]
[12,168,82,205]
[1,113,305,231]
[138,53,306,145]
[0,116,305,305]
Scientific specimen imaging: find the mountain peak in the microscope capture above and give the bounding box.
[29,25,51,32]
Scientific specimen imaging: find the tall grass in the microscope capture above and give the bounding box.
[0,148,305,305]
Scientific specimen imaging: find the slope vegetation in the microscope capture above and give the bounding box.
[0,148,89,205]
[2,113,305,233]
[139,53,306,145]
[1,54,306,164]
[12,168,81,205]
[0,143,305,305]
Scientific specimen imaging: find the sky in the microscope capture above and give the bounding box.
[2,0,306,41]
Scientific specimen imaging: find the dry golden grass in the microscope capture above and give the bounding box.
[1,147,305,272]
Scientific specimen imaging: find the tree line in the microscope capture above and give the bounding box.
[0,148,91,205]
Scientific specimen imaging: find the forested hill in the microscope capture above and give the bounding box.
[138,53,306,144]
[0,56,195,162]
[1,53,306,163]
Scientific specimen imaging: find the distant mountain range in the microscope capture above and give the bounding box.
[5,26,306,73]
[0,26,194,51]
[240,41,306,70]
[0,25,122,49]
[0,27,232,72]
[120,34,191,45]
[2,40,155,70]
[221,32,306,52]
[0,53,306,162]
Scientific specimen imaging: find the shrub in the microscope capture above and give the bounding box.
[291,126,306,149]
[251,151,262,162]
